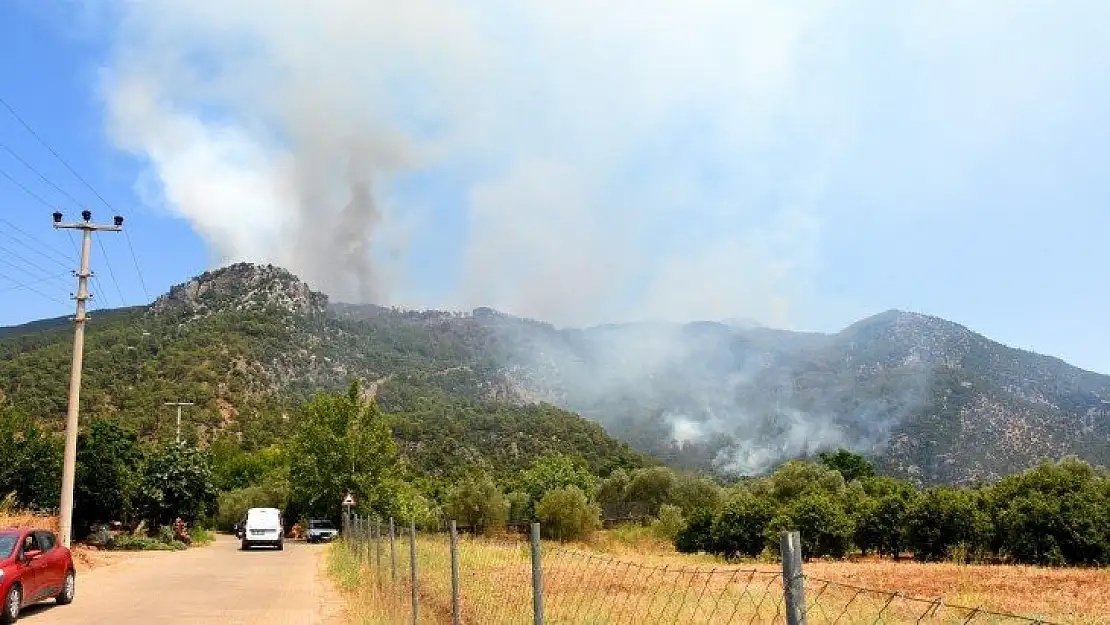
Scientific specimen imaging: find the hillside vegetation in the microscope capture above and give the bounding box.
[1,262,1108,488]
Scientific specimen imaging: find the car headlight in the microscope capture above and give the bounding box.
[0,569,5,582]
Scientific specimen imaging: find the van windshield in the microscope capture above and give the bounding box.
[309,520,334,529]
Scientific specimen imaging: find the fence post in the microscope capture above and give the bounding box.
[450,520,461,625]
[531,522,544,625]
[409,520,419,625]
[389,517,397,584]
[780,531,807,625]
[375,518,383,580]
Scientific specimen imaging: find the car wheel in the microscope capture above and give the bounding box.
[241,540,249,551]
[56,570,76,605]
[1,583,21,624]
[277,541,284,551]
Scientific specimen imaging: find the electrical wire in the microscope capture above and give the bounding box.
[0,94,150,301]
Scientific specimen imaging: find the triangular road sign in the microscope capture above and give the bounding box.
[341,493,356,507]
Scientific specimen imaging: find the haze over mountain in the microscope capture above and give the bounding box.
[2,263,1106,486]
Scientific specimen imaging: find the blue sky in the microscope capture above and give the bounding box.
[2,1,1110,375]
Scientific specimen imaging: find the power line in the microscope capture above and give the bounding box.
[0,163,56,209]
[96,236,125,306]
[0,139,86,208]
[0,271,70,293]
[0,267,69,306]
[0,241,72,287]
[0,217,74,266]
[0,94,150,301]
[0,227,72,272]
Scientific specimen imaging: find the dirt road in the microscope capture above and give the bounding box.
[21,536,344,625]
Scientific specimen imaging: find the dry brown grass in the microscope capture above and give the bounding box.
[337,531,1110,624]
[0,511,59,532]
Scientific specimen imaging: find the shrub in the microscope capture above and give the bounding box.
[651,504,685,542]
[446,473,507,535]
[536,486,600,541]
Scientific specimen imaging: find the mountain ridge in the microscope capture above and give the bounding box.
[2,263,1106,485]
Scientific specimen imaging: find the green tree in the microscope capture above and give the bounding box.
[854,477,917,559]
[597,469,630,504]
[447,472,508,535]
[625,466,677,515]
[767,491,856,559]
[670,473,722,516]
[905,487,992,562]
[990,458,1109,565]
[818,449,876,483]
[710,492,777,560]
[515,455,596,518]
[75,419,143,534]
[288,381,402,521]
[674,508,715,555]
[0,406,61,511]
[535,486,600,541]
[139,442,217,527]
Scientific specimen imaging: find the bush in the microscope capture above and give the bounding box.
[109,535,186,551]
[651,504,684,542]
[536,486,600,541]
[447,473,507,535]
[711,493,776,560]
[675,509,715,555]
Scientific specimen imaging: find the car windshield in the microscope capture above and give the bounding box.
[0,535,17,559]
[310,520,334,529]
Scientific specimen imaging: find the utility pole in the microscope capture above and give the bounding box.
[164,402,195,444]
[53,209,123,548]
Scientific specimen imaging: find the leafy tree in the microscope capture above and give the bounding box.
[990,458,1110,565]
[769,461,846,502]
[288,381,402,521]
[447,472,508,535]
[75,419,143,534]
[535,486,600,541]
[506,491,531,523]
[216,482,290,531]
[0,406,62,511]
[670,473,722,516]
[625,466,677,515]
[515,455,596,518]
[139,442,217,526]
[674,508,715,554]
[905,487,992,562]
[597,469,630,504]
[767,491,856,559]
[853,477,917,559]
[819,448,876,483]
[710,492,777,560]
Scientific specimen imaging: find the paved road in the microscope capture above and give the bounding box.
[21,536,342,625]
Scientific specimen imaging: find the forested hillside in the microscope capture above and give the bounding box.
[2,262,1108,486]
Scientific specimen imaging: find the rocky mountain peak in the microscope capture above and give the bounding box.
[150,262,329,319]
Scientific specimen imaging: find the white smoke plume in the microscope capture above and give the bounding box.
[89,0,1107,471]
[93,0,1104,328]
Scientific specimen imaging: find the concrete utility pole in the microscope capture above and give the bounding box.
[164,402,195,444]
[53,209,122,548]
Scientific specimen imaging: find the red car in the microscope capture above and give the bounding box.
[0,528,76,623]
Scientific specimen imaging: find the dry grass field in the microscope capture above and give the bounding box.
[330,529,1110,625]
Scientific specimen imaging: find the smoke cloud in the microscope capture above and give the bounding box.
[94,0,1105,329]
[89,1,1108,470]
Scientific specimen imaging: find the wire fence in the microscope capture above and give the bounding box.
[341,515,1062,625]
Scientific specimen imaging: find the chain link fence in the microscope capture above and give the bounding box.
[341,515,1061,624]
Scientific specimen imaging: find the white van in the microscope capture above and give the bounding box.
[240,507,284,550]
